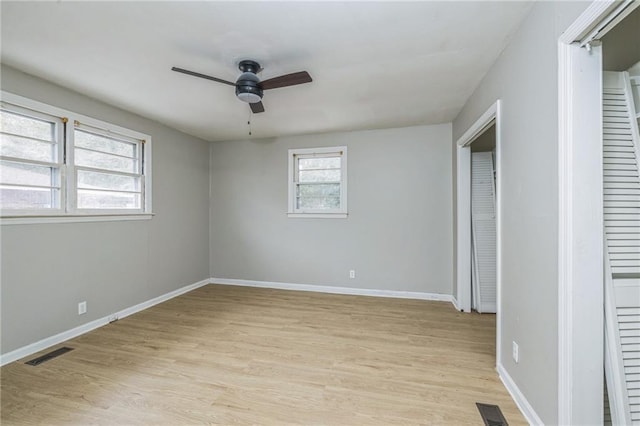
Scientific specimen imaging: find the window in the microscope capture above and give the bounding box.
[288,146,347,218]
[0,92,152,222]
[0,104,64,213]
[73,123,144,211]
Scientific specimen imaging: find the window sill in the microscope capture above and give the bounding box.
[287,213,348,219]
[0,213,154,225]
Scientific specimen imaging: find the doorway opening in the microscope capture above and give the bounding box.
[470,124,497,314]
[600,7,640,425]
[558,1,639,423]
[455,100,502,361]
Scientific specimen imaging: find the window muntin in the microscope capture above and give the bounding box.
[0,104,63,212]
[288,146,347,217]
[0,92,151,218]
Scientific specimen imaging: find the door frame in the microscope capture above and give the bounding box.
[455,100,502,362]
[556,0,639,423]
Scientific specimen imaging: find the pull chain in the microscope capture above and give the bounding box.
[247,109,252,136]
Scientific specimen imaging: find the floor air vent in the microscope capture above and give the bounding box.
[476,402,508,426]
[25,347,74,366]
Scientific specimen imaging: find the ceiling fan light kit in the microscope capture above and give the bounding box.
[171,59,312,114]
[236,90,262,104]
[235,61,263,104]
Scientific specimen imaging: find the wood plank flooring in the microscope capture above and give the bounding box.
[1,285,525,425]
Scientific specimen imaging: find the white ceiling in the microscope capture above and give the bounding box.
[1,1,532,142]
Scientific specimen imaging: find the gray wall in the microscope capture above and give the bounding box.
[451,2,589,424]
[1,65,211,354]
[210,124,453,294]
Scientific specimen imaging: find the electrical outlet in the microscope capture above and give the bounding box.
[349,270,356,279]
[78,301,87,315]
[512,341,519,363]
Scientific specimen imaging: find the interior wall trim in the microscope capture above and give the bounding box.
[497,363,543,425]
[211,278,455,304]
[557,0,619,421]
[454,100,502,371]
[451,296,462,312]
[0,278,211,367]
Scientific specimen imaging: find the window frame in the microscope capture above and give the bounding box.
[0,102,66,216]
[287,146,348,218]
[69,116,149,216]
[0,91,153,224]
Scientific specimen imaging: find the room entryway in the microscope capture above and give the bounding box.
[600,8,640,424]
[455,100,502,366]
[558,1,639,423]
[470,125,497,314]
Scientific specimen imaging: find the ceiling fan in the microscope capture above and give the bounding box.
[171,60,312,114]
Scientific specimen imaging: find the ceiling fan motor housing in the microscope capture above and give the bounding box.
[236,60,263,103]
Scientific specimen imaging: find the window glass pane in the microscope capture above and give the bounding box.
[75,130,137,158]
[0,134,56,162]
[297,196,340,209]
[297,183,340,198]
[77,169,140,192]
[75,148,138,174]
[299,169,340,183]
[0,161,57,187]
[77,189,140,209]
[0,185,57,209]
[296,183,341,209]
[298,157,340,170]
[1,110,54,141]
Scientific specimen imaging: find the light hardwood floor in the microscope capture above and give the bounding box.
[1,285,525,425]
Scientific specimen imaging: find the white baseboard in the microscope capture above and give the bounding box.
[497,363,543,425]
[211,277,454,303]
[451,296,462,312]
[0,278,210,366]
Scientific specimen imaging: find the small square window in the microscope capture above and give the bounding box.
[288,146,347,218]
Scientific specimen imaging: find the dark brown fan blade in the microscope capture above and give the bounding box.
[250,101,265,114]
[261,71,312,90]
[171,67,235,87]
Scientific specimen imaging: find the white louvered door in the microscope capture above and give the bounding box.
[471,152,496,314]
[603,71,640,425]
